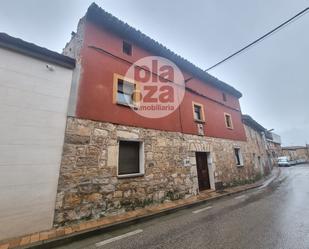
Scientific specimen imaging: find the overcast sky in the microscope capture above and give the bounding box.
[0,0,308,146]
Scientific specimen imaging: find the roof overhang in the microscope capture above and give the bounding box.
[242,114,266,132]
[0,33,75,69]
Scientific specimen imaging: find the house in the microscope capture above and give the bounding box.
[282,145,309,163]
[54,3,267,226]
[0,33,75,240]
[242,115,271,176]
[265,131,282,167]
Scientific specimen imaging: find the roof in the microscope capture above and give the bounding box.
[85,3,242,98]
[282,146,307,150]
[242,114,266,132]
[0,33,75,69]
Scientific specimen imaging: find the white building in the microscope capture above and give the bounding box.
[0,33,75,240]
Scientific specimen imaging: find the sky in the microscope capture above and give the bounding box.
[0,0,308,146]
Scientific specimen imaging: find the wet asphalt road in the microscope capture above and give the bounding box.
[54,164,309,249]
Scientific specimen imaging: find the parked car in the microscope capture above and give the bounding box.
[290,160,297,166]
[278,156,291,167]
[296,159,307,164]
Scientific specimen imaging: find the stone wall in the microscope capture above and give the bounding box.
[267,141,282,167]
[54,117,262,227]
[282,148,309,162]
[62,17,85,117]
[243,124,270,176]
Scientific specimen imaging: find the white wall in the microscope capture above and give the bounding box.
[271,133,282,145]
[0,48,72,240]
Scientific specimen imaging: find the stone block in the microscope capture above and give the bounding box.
[63,144,76,156]
[76,157,98,167]
[157,138,166,147]
[123,190,132,198]
[64,193,81,208]
[107,146,117,167]
[117,130,139,139]
[100,184,115,193]
[87,193,102,202]
[55,192,64,210]
[153,191,165,201]
[114,191,123,198]
[65,134,90,145]
[86,146,100,157]
[93,128,108,137]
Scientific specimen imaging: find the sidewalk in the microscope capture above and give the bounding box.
[0,168,280,249]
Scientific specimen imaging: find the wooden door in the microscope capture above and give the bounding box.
[196,152,211,191]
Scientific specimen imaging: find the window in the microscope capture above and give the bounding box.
[224,113,233,129]
[123,41,132,55]
[113,74,140,106]
[192,102,205,122]
[117,79,135,105]
[234,148,244,166]
[118,140,144,177]
[194,105,202,120]
[222,93,227,102]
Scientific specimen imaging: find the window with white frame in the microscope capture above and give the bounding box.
[234,148,244,166]
[118,140,144,177]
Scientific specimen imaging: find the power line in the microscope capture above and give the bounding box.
[185,7,309,83]
[205,7,309,72]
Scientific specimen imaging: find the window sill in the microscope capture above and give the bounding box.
[194,119,205,124]
[117,173,144,179]
[117,102,138,110]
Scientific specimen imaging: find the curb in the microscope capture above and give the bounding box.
[21,169,280,249]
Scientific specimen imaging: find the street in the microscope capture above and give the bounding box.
[54,165,309,249]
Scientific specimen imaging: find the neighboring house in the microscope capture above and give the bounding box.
[0,33,75,240]
[265,131,282,167]
[54,3,266,226]
[242,115,271,176]
[282,146,309,163]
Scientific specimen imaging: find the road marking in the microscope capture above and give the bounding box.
[95,229,143,247]
[234,194,246,200]
[192,206,212,214]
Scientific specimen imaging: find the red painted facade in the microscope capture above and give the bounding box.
[75,20,246,141]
